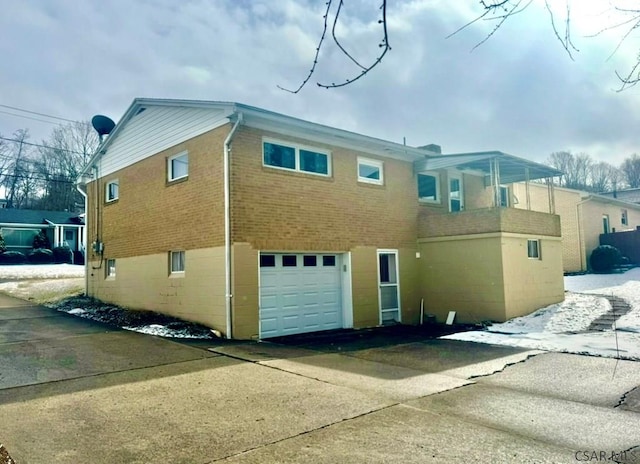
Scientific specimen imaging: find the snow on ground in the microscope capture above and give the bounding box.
[443,268,640,360]
[0,264,84,280]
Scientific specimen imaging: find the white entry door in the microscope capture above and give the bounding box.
[378,250,400,324]
[259,253,343,338]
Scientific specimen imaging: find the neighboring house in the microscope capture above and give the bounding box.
[0,209,86,253]
[512,183,640,272]
[600,188,640,204]
[77,98,564,340]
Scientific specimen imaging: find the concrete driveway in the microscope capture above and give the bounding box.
[0,294,639,464]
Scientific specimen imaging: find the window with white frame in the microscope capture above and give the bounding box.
[622,209,628,226]
[170,250,185,273]
[417,172,439,202]
[263,140,330,176]
[106,180,119,202]
[357,157,384,185]
[106,258,116,278]
[168,151,189,182]
[527,239,541,259]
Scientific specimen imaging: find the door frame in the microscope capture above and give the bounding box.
[448,173,464,212]
[376,249,401,325]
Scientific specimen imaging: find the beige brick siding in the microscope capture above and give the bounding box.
[513,182,640,271]
[229,127,418,251]
[579,200,640,265]
[86,125,230,261]
[419,207,561,238]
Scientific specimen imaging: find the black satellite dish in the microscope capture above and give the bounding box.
[91,115,116,141]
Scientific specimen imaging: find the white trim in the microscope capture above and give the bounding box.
[167,151,189,182]
[341,252,353,329]
[448,173,464,212]
[105,179,119,202]
[357,157,384,185]
[417,171,441,203]
[376,249,401,325]
[262,137,331,177]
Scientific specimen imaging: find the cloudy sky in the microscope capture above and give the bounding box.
[1,0,639,165]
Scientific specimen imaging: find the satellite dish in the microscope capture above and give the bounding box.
[91,115,116,140]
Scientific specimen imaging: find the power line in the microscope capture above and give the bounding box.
[0,136,90,156]
[0,109,66,126]
[0,103,83,124]
[0,172,76,184]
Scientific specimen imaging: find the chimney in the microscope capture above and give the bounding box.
[418,144,442,154]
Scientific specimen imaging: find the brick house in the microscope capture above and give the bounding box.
[512,183,640,272]
[77,98,564,339]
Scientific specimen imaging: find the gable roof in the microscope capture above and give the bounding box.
[78,98,563,183]
[0,209,84,226]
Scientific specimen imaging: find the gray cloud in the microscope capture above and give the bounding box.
[1,0,638,166]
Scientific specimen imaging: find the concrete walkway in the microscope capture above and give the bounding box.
[0,294,639,463]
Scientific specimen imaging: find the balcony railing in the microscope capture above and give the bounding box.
[418,207,561,239]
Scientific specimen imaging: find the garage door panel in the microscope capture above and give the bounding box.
[260,253,343,338]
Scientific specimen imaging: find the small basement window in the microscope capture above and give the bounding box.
[357,157,384,185]
[168,151,189,182]
[527,239,541,259]
[106,180,119,202]
[170,251,185,273]
[106,258,116,278]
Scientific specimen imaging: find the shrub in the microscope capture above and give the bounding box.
[0,232,6,253]
[28,248,54,264]
[590,245,622,273]
[33,229,51,250]
[53,245,73,264]
[0,251,26,264]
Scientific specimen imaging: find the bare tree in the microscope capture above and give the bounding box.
[33,121,98,211]
[2,129,35,208]
[589,161,620,193]
[280,0,390,93]
[291,1,640,91]
[621,153,640,188]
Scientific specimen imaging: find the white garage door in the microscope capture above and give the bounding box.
[259,253,343,338]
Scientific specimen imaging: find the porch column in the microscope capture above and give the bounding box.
[547,178,556,214]
[492,157,501,207]
[525,167,531,210]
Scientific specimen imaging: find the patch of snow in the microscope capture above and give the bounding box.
[68,308,85,315]
[0,264,84,280]
[444,269,640,360]
[123,324,211,339]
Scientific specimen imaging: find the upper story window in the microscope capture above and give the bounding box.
[263,139,330,176]
[106,180,119,202]
[417,172,439,202]
[168,151,189,182]
[622,209,628,226]
[357,157,384,185]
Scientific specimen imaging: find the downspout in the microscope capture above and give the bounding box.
[224,113,243,339]
[76,182,89,296]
